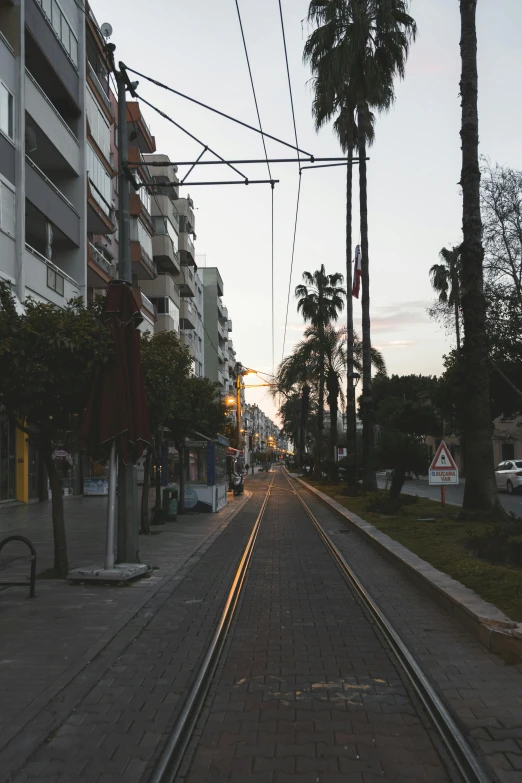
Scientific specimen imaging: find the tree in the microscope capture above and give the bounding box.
[295,264,345,477]
[0,283,111,576]
[140,331,192,533]
[168,375,226,514]
[459,0,504,517]
[305,0,416,491]
[374,429,429,499]
[430,246,462,351]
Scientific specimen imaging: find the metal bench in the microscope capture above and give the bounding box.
[0,535,37,598]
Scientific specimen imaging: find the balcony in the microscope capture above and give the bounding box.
[176,199,196,235]
[218,370,226,388]
[179,231,195,265]
[24,244,80,307]
[25,156,81,247]
[25,70,80,174]
[140,274,181,310]
[180,299,196,330]
[130,218,156,280]
[88,242,116,286]
[127,102,156,154]
[140,292,156,320]
[176,264,195,298]
[87,61,113,118]
[152,220,181,276]
[88,179,115,234]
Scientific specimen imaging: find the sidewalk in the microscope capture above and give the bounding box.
[0,489,250,773]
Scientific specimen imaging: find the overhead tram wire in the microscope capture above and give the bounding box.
[278,0,302,363]
[124,65,313,158]
[233,0,275,375]
[133,92,250,183]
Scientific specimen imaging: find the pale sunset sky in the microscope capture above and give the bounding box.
[100,0,522,421]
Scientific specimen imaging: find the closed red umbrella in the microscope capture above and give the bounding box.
[81,280,150,463]
[80,281,150,571]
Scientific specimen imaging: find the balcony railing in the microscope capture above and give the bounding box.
[140,293,155,317]
[89,243,116,278]
[25,243,80,288]
[25,69,79,145]
[26,156,80,217]
[88,62,112,115]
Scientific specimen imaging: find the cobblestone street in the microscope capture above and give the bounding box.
[1,471,521,781]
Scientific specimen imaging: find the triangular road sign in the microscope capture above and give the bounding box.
[430,441,458,471]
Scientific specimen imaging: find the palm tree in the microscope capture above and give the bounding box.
[275,348,316,468]
[304,0,416,491]
[430,246,462,351]
[295,265,345,476]
[459,0,504,517]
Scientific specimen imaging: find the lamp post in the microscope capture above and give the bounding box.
[348,371,361,480]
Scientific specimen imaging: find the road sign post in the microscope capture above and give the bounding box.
[428,441,459,506]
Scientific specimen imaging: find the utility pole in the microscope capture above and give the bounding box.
[106,46,139,564]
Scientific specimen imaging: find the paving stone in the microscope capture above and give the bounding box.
[182,475,454,781]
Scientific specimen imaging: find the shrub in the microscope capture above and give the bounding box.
[467,518,522,566]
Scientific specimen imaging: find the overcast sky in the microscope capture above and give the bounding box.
[101,0,522,422]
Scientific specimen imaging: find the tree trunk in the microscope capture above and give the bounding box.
[346,145,356,472]
[315,341,325,479]
[178,443,185,514]
[140,446,152,535]
[152,428,162,522]
[299,384,310,470]
[459,0,504,517]
[43,450,68,578]
[453,270,461,352]
[358,100,377,491]
[390,468,405,500]
[328,369,339,456]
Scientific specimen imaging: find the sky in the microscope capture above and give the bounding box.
[100,0,522,422]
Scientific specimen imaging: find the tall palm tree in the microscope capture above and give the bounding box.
[306,75,378,470]
[459,0,504,517]
[305,0,416,490]
[430,246,462,351]
[295,265,345,476]
[275,348,316,468]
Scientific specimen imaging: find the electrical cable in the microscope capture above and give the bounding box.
[278,0,302,363]
[233,0,274,376]
[124,65,313,157]
[133,92,249,182]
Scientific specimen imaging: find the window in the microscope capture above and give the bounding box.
[36,0,79,67]
[0,84,14,140]
[47,266,64,296]
[86,87,111,161]
[0,180,15,236]
[87,144,112,215]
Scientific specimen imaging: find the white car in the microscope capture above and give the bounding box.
[494,460,522,494]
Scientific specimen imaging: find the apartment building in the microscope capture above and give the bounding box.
[200,267,230,394]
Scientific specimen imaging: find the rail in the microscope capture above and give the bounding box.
[149,475,275,783]
[283,470,490,783]
[148,470,490,783]
[0,536,37,598]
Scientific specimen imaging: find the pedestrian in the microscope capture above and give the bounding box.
[245,463,249,475]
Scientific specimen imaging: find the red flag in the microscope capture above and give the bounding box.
[352,245,362,298]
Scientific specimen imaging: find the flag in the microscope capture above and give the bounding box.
[352,245,362,298]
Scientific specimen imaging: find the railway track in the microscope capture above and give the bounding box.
[148,469,490,783]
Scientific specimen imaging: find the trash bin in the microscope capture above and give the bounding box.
[162,485,178,521]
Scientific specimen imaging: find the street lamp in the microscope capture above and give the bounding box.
[348,371,361,480]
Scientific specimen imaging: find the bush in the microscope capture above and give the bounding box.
[467,517,522,566]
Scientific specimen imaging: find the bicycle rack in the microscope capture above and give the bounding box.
[0,535,37,598]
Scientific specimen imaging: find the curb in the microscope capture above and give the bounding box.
[295,477,522,663]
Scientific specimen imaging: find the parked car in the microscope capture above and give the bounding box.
[494,460,522,494]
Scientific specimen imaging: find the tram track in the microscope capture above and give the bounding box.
[149,469,491,783]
